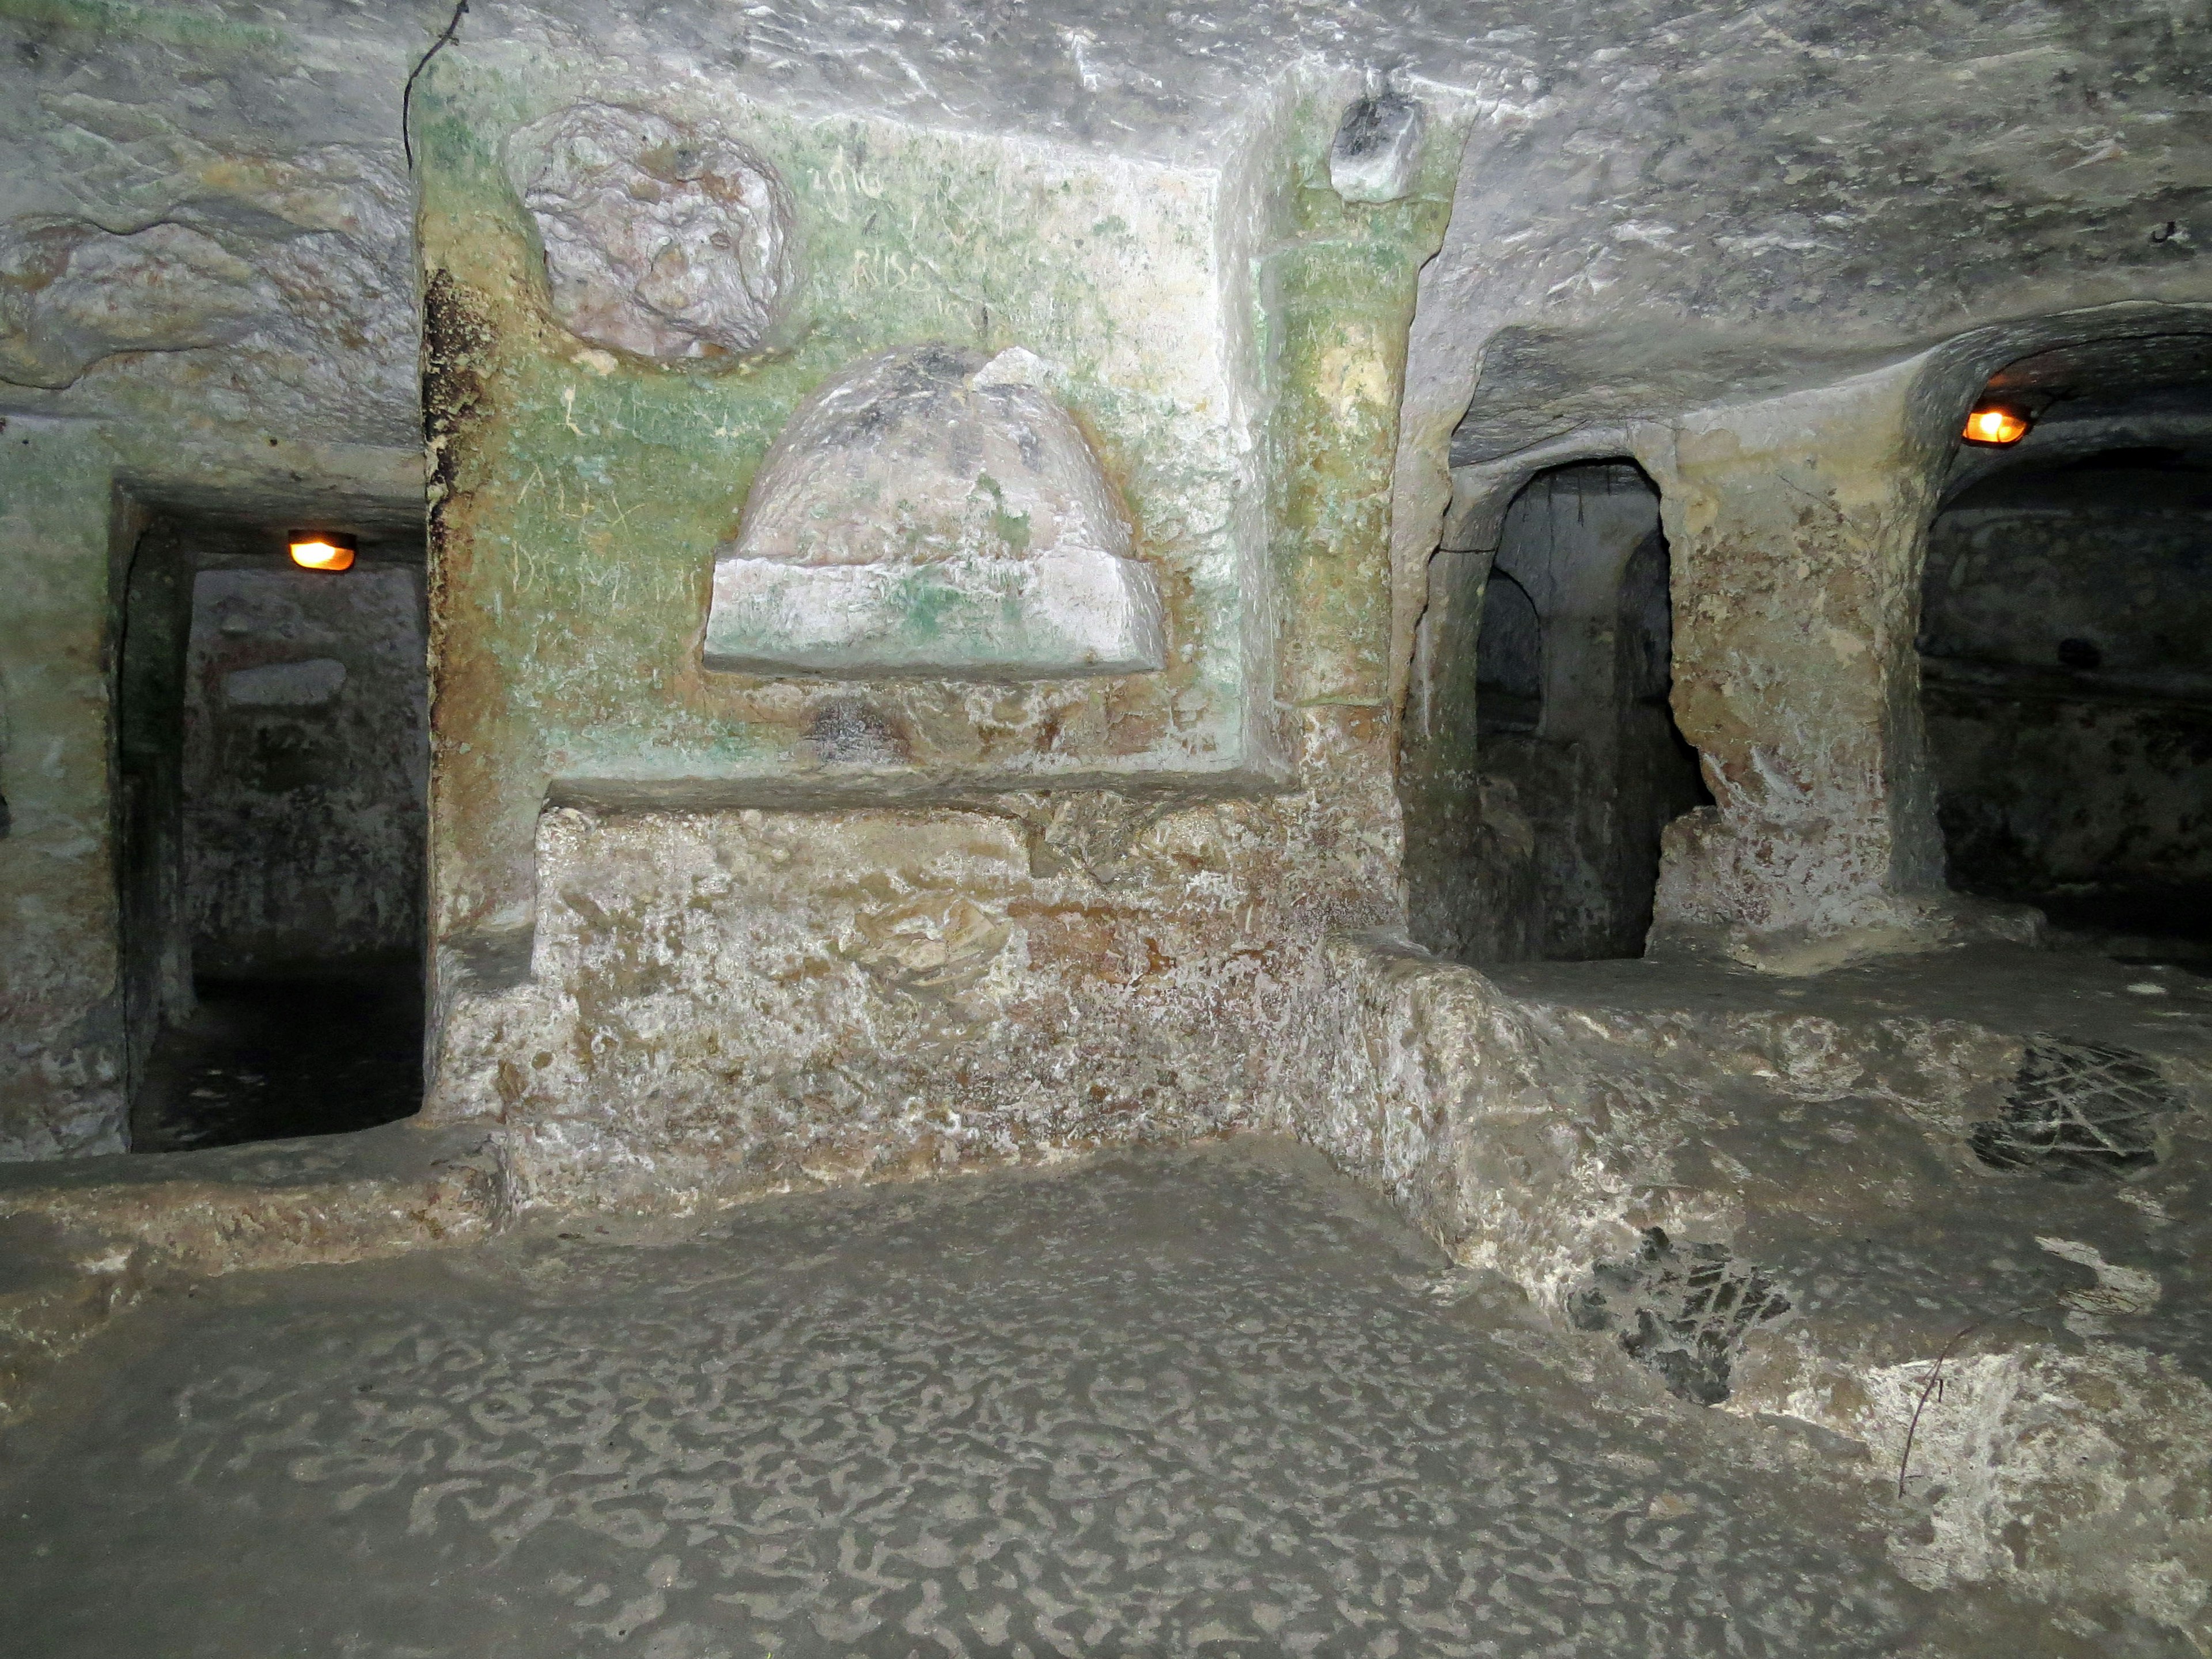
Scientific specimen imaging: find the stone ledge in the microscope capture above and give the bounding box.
[0,1120,507,1423]
[1306,933,2212,1645]
[704,550,1166,680]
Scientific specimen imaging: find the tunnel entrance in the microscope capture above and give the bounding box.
[1922,339,2212,952]
[117,510,429,1150]
[1472,461,1713,960]
[1404,460,1712,964]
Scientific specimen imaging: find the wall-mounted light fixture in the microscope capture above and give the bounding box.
[288,531,357,571]
[1961,403,2032,446]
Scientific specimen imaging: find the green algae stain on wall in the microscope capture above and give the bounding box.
[0,421,129,1156]
[1266,97,1461,709]
[0,0,285,51]
[412,61,1251,933]
[413,59,1438,938]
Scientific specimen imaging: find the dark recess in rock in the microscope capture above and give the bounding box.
[806,699,908,766]
[1570,1228,1792,1406]
[1969,1035,2185,1179]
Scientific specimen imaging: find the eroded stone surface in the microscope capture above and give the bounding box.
[0,218,279,391]
[1,1141,2111,1658]
[0,1119,504,1423]
[512,103,795,361]
[430,713,1401,1212]
[1330,90,1425,204]
[1569,1228,1791,1407]
[704,345,1164,679]
[1313,938,2212,1646]
[1969,1036,2187,1177]
[0,423,131,1161]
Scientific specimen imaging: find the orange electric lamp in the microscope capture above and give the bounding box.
[289,532,357,571]
[1962,403,2031,446]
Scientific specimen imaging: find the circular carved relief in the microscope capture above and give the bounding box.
[509,103,793,360]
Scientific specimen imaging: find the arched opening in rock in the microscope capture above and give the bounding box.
[1473,570,1541,737]
[1407,460,1711,964]
[115,506,429,1150]
[1921,336,2212,953]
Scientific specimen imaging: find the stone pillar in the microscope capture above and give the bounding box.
[1641,363,1960,967]
[0,421,131,1158]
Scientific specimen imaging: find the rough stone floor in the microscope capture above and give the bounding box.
[0,1139,2164,1659]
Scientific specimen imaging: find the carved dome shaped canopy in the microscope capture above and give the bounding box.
[705,344,1165,681]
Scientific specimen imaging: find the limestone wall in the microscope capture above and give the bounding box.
[431,711,1403,1210]
[0,423,129,1159]
[3,1,2212,1160]
[403,50,1458,1195]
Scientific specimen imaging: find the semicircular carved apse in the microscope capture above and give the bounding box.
[509,103,794,360]
[704,344,1166,681]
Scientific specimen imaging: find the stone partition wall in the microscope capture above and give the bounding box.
[409,48,1463,1187]
[434,710,1403,1209]
[1640,365,1955,965]
[0,422,131,1158]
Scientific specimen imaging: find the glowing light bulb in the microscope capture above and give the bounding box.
[289,533,357,571]
[1962,404,2031,446]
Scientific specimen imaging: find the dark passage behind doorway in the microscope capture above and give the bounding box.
[1403,460,1711,964]
[118,512,429,1150]
[1472,461,1711,959]
[1921,339,2212,950]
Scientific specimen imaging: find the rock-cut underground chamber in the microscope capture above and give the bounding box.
[1921,332,2212,952]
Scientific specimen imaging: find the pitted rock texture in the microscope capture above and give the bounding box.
[1969,1035,2187,1179]
[1569,1228,1792,1407]
[511,103,795,361]
[1316,941,2212,1643]
[0,1120,504,1422]
[1,1141,2096,1659]
[431,713,1405,1211]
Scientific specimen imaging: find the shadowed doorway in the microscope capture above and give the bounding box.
[1403,459,1713,964]
[1468,460,1713,960]
[1921,337,2212,954]
[118,510,429,1150]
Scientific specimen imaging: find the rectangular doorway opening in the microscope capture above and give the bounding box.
[1403,459,1713,964]
[1470,461,1711,960]
[118,509,428,1152]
